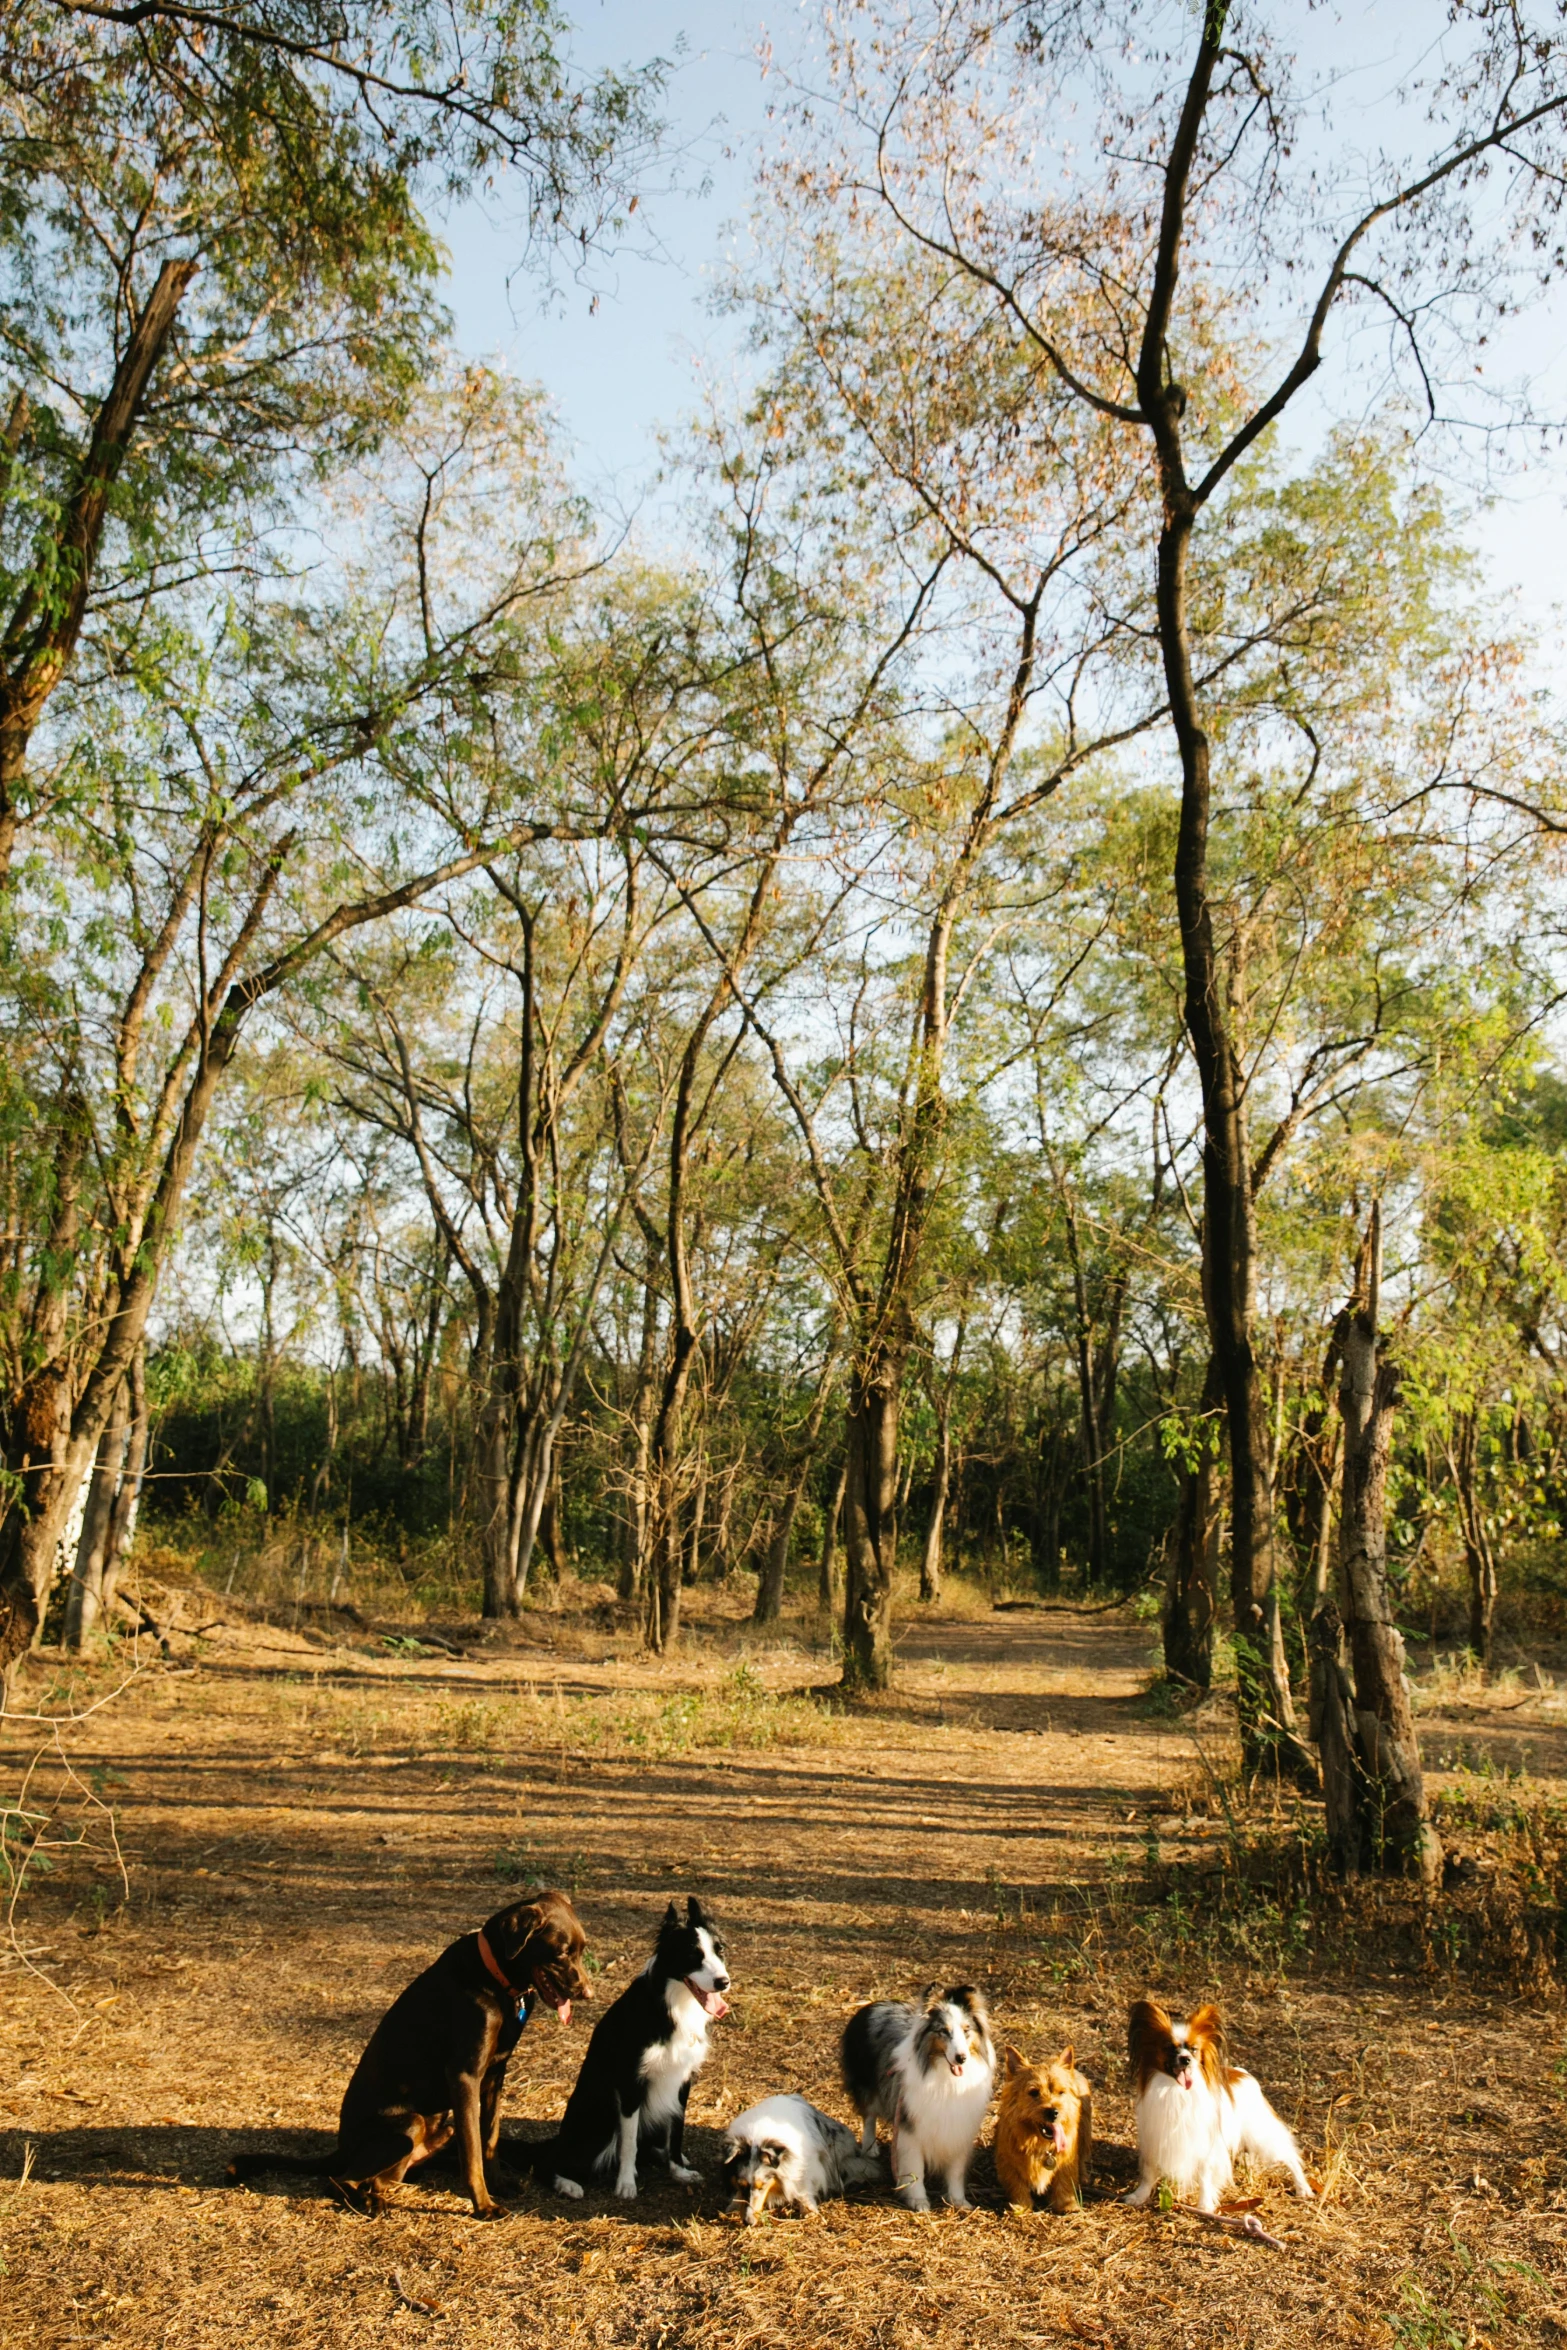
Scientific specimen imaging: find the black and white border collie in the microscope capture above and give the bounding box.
[537,1896,730,2200]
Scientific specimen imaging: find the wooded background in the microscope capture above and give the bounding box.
[7,2,1567,1871]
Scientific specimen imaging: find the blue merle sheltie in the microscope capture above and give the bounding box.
[528,1896,730,2200]
[723,2094,885,2223]
[842,1984,996,2211]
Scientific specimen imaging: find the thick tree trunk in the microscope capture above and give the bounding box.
[62,1377,131,1652]
[842,1347,902,1690]
[1163,1359,1220,1690]
[1336,1217,1441,1891]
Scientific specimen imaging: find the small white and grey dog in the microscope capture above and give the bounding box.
[841,1984,996,2211]
[723,2094,884,2224]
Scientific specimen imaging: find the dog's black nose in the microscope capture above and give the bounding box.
[714,1973,731,1991]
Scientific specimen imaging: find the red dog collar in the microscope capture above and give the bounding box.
[478,1929,525,2011]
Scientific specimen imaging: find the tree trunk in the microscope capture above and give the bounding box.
[1132,35,1304,1774]
[1163,1359,1220,1690]
[841,1347,902,1690]
[475,1395,514,1620]
[1307,1594,1363,1875]
[1336,1212,1441,1890]
[757,1347,841,1624]
[919,1399,951,1604]
[0,260,196,885]
[99,1347,148,1627]
[620,1260,660,1602]
[818,1453,847,1612]
[62,1376,131,1652]
[1453,1413,1498,1666]
[711,1461,739,1583]
[538,1461,566,1580]
[645,1326,697,1656]
[1305,1421,1341,1614]
[753,1492,794,1622]
[684,1456,706,1587]
[1155,495,1304,1772]
[1031,1408,1064,1591]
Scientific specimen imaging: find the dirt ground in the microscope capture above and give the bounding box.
[3,1583,1567,2348]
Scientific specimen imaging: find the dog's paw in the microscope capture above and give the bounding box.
[670,2163,702,2186]
[553,2175,585,2201]
[471,2202,509,2222]
[614,2178,639,2201]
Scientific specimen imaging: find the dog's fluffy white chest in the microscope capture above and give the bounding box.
[895,2045,995,2169]
[639,1986,709,2125]
[1137,2072,1226,2193]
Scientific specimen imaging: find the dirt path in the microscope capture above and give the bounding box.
[2,1595,1565,2348]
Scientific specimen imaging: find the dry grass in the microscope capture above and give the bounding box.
[3,1585,1567,2348]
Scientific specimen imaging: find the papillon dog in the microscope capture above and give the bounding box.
[723,2093,884,2223]
[842,1984,996,2211]
[1125,1999,1313,2213]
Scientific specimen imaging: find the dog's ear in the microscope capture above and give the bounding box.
[1004,2045,1023,2080]
[1127,1999,1171,2073]
[1059,2042,1075,2069]
[488,1896,548,1964]
[662,1900,680,1929]
[686,1895,707,1927]
[1188,2003,1224,2048]
[920,1981,938,2011]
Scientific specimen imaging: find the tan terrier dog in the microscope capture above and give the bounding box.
[993,2046,1092,2212]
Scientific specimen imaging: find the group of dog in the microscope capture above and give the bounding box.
[227,1889,1315,2223]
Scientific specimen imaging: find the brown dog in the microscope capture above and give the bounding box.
[227,1890,589,2217]
[993,2045,1092,2212]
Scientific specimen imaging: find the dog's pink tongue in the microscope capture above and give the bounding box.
[700,1989,729,2018]
[558,2000,572,2027]
[1052,2121,1069,2155]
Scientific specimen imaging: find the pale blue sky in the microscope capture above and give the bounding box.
[441,3,784,516]
[438,2,1567,633]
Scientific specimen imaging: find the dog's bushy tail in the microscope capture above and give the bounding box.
[841,2146,886,2186]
